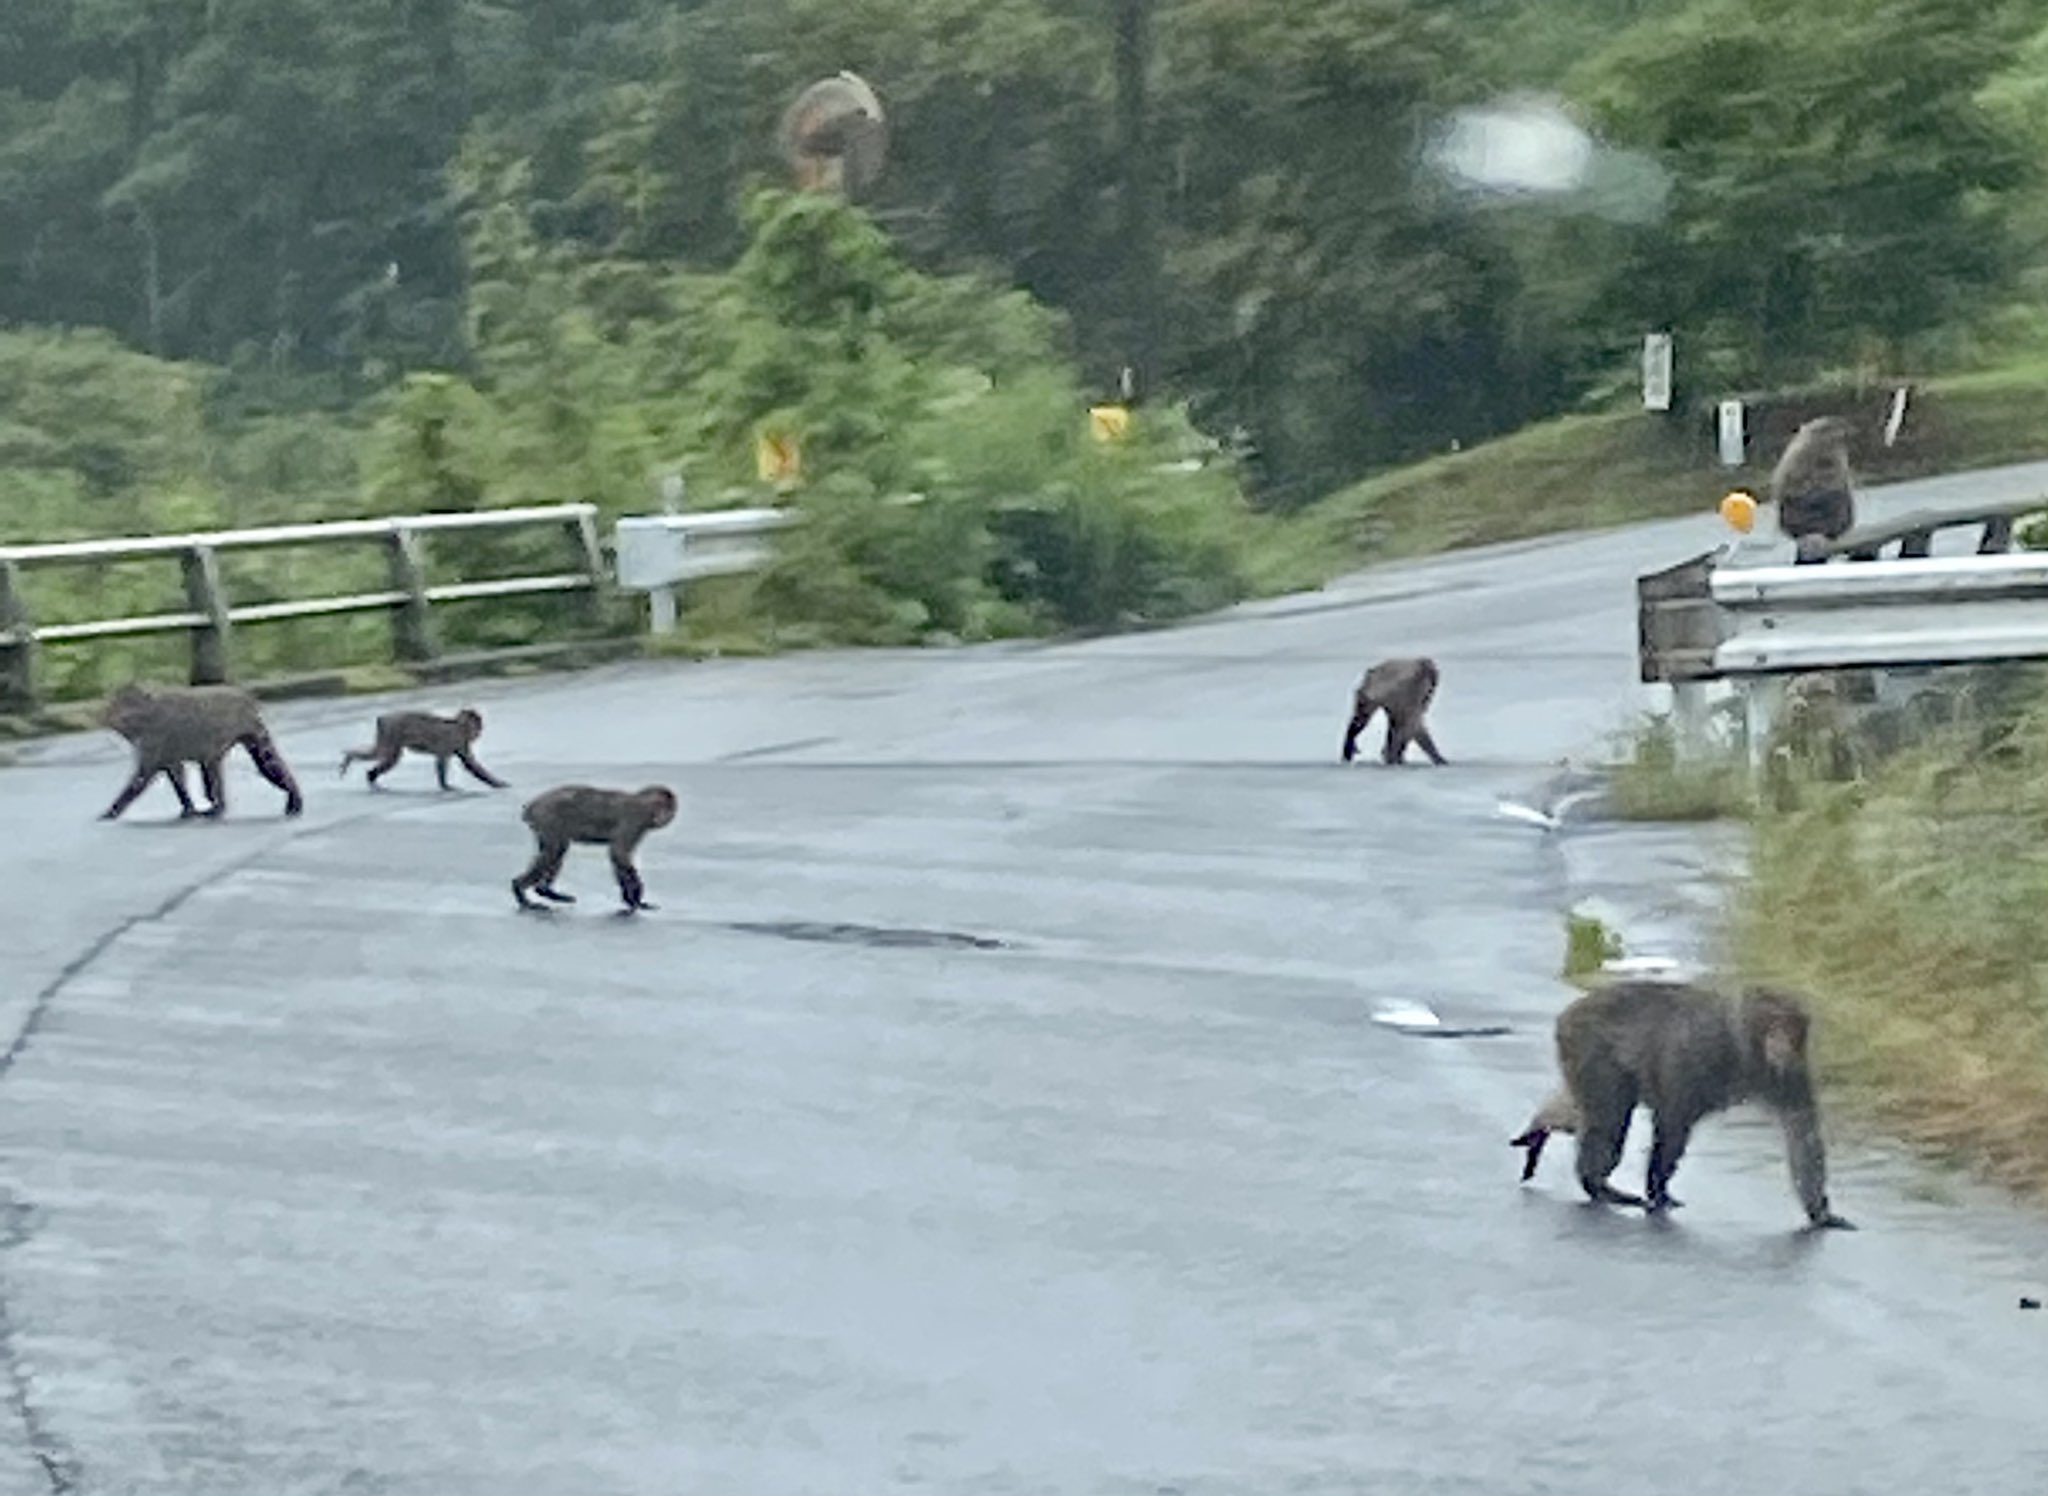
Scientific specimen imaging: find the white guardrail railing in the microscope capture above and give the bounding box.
[613,508,797,635]
[0,503,801,711]
[1636,489,2048,769]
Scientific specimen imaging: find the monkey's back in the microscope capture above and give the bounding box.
[1768,423,1853,503]
[378,710,465,751]
[112,685,265,762]
[1557,980,1745,1110]
[522,784,625,843]
[1360,656,1437,705]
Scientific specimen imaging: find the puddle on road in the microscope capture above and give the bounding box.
[725,920,1010,952]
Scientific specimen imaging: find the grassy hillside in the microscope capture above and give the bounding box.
[1293,363,2048,571]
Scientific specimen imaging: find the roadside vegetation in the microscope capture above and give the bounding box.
[1727,712,2048,1204]
[1602,669,2048,1203]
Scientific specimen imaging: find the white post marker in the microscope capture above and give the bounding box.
[1642,332,1674,413]
[1716,399,1746,468]
[1883,386,1910,449]
[649,472,687,632]
[1671,680,1714,762]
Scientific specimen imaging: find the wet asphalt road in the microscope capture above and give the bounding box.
[1,470,2046,1495]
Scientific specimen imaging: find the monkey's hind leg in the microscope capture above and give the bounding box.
[513,840,574,910]
[364,745,402,788]
[1644,1109,1699,1214]
[162,764,201,819]
[1571,1079,1646,1209]
[434,754,454,792]
[241,731,305,816]
[1509,1125,1551,1182]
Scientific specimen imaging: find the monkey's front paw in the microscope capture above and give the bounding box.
[1810,1211,1857,1232]
[533,886,576,905]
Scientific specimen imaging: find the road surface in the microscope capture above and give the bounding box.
[0,467,2045,1495]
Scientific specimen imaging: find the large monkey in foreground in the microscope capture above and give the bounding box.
[100,682,305,821]
[1512,979,1854,1230]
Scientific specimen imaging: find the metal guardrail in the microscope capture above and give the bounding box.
[614,508,797,634]
[1806,492,2038,562]
[0,504,605,709]
[1640,496,2048,684]
[1639,491,2048,773]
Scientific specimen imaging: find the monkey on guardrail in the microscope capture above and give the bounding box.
[341,708,507,791]
[100,682,305,821]
[1770,417,1858,560]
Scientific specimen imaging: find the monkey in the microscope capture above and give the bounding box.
[1770,416,1860,560]
[1509,1086,1578,1182]
[340,707,507,791]
[511,784,677,914]
[1341,656,1447,766]
[1546,978,1854,1229]
[100,682,305,821]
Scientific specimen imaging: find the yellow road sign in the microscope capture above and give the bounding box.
[1089,404,1131,444]
[756,432,801,483]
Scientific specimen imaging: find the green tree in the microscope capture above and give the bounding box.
[1572,0,2035,385]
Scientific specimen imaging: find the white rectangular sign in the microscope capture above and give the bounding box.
[1716,399,1745,467]
[1642,333,1674,413]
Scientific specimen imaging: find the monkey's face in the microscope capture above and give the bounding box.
[1747,991,1815,1100]
[644,788,678,829]
[458,709,483,735]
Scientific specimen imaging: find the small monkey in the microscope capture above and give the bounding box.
[511,784,677,914]
[1542,979,1853,1230]
[100,682,304,821]
[1770,416,1858,555]
[340,708,507,791]
[1341,656,1446,766]
[1509,1087,1577,1182]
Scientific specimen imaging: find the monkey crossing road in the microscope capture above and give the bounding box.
[1,461,2047,1494]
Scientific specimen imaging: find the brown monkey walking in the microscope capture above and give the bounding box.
[1770,416,1861,560]
[512,784,677,914]
[100,682,305,821]
[340,708,507,791]
[1537,979,1853,1229]
[1342,656,1447,766]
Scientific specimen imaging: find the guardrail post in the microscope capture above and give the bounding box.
[1670,681,1713,762]
[0,560,36,711]
[386,525,438,663]
[567,509,607,626]
[179,543,232,684]
[1979,516,2016,555]
[1740,676,1785,776]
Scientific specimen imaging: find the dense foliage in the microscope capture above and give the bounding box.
[3,0,2042,505]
